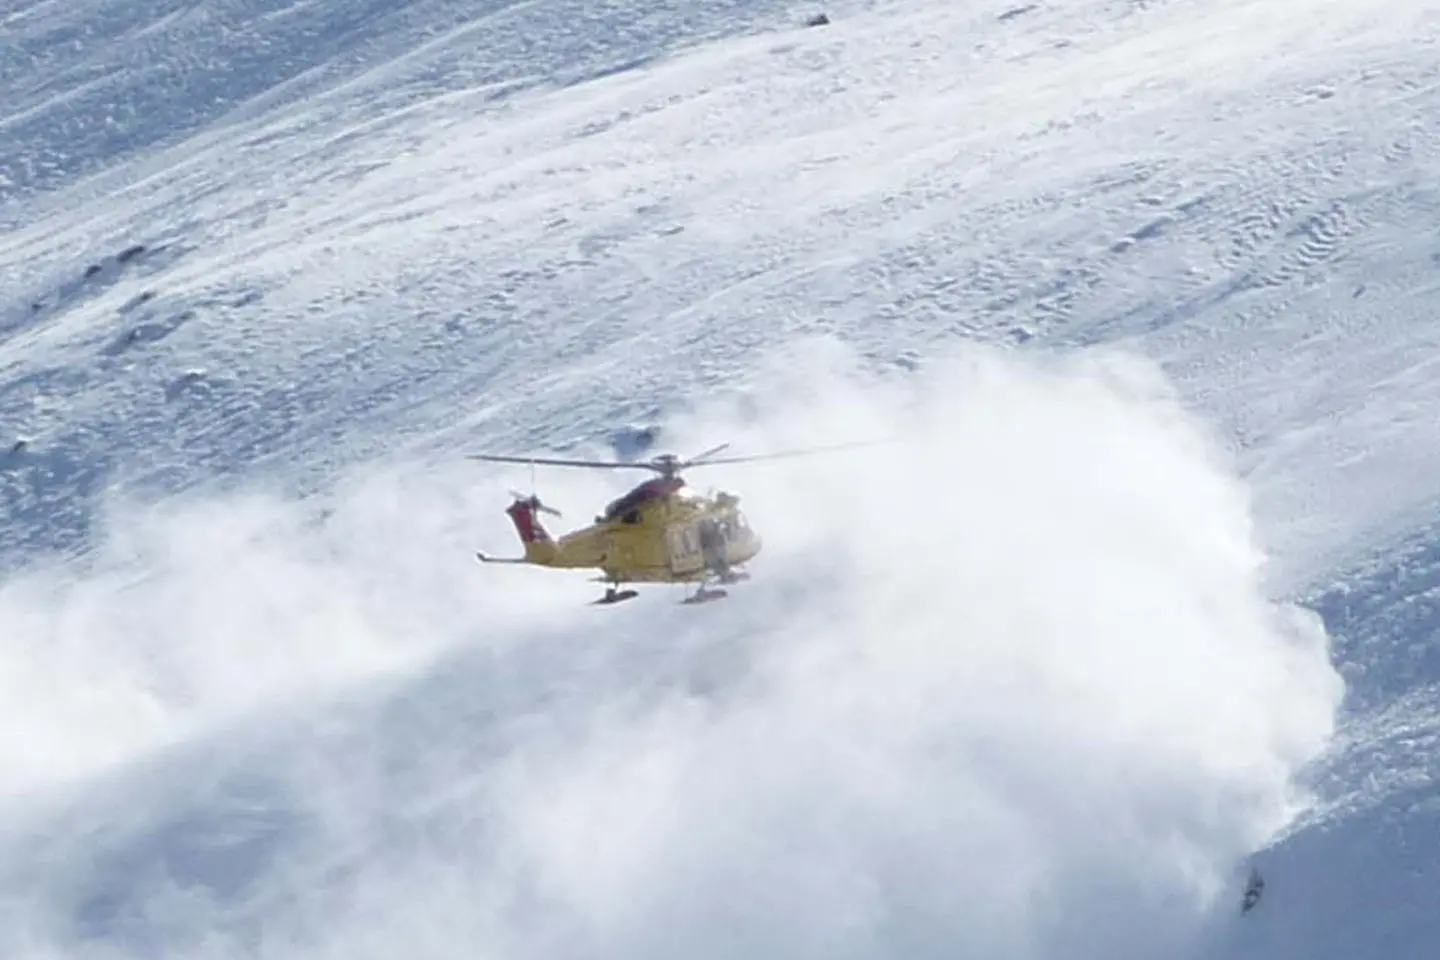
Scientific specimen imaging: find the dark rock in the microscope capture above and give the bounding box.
[120,291,157,313]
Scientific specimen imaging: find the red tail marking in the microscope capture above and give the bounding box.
[506,500,551,543]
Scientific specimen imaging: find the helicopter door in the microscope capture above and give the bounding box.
[666,522,703,574]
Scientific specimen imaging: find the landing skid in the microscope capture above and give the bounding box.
[682,586,729,605]
[679,568,750,605]
[593,587,639,606]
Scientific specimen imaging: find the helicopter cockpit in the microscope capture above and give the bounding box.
[597,477,686,524]
[705,505,753,545]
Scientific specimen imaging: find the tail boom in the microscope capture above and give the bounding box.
[505,497,560,564]
[478,497,607,570]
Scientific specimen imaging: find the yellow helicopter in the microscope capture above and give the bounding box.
[470,441,870,605]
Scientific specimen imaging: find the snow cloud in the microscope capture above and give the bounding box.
[0,338,1342,960]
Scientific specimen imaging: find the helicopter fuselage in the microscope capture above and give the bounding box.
[504,477,762,585]
[471,439,880,603]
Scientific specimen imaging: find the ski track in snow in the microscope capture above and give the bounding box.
[1,0,1439,956]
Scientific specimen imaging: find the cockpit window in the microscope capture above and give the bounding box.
[603,490,643,521]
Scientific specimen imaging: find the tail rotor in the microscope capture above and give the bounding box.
[509,489,561,518]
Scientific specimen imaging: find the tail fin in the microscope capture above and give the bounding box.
[506,497,559,564]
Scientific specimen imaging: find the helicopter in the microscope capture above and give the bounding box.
[469,440,873,605]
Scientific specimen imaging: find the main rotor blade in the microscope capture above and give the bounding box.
[684,443,731,465]
[683,439,889,468]
[470,438,890,474]
[468,453,653,471]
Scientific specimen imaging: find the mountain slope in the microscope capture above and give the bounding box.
[0,0,1437,957]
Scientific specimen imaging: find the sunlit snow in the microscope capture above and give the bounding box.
[1,0,1437,957]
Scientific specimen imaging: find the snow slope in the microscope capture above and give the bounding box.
[0,0,1437,956]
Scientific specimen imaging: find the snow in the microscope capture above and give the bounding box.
[0,0,1437,956]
